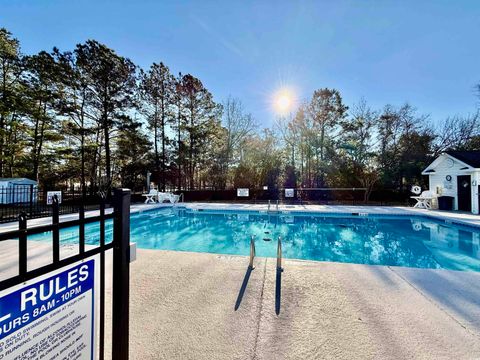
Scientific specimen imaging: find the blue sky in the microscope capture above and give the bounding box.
[1,0,479,126]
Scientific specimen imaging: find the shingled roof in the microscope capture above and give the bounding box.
[445,151,480,168]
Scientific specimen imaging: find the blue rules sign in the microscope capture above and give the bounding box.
[0,258,97,359]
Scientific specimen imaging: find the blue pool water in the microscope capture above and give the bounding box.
[28,208,480,271]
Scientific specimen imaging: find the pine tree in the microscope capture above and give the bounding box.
[180,74,220,189]
[0,28,25,177]
[23,51,65,181]
[115,117,151,189]
[307,88,348,186]
[75,40,137,190]
[139,62,175,190]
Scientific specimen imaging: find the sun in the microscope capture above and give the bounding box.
[272,88,296,115]
[276,94,291,112]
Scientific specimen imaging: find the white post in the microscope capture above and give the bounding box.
[146,171,151,192]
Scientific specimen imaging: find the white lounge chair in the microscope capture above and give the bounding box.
[156,192,167,203]
[168,193,180,203]
[157,192,180,203]
[142,189,158,204]
[411,190,435,209]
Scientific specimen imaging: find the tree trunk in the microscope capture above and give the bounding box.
[189,131,194,190]
[177,106,182,191]
[89,129,102,196]
[154,104,160,175]
[103,108,111,188]
[34,110,47,182]
[161,100,166,192]
[31,115,40,180]
[31,99,47,182]
[6,115,18,177]
[0,63,8,177]
[189,102,194,190]
[80,125,86,199]
[319,125,325,187]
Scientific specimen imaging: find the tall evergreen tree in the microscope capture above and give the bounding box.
[180,74,220,189]
[53,48,97,196]
[139,62,175,190]
[0,28,24,177]
[23,51,65,181]
[115,117,151,189]
[75,40,136,189]
[307,88,348,186]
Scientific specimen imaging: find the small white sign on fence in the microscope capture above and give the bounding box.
[237,188,249,197]
[47,191,62,205]
[285,188,295,198]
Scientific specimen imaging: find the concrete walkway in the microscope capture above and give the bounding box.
[110,250,480,360]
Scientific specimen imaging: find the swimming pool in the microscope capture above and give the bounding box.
[28,207,480,271]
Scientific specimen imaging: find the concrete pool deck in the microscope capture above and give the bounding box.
[2,203,480,358]
[2,242,480,359]
[115,249,480,360]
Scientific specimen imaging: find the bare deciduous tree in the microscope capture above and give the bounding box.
[433,114,480,154]
[221,96,256,187]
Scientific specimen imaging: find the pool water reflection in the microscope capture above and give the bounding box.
[28,208,480,272]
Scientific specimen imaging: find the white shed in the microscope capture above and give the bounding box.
[0,178,38,204]
[422,151,480,214]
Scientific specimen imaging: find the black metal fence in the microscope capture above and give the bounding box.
[178,188,412,206]
[0,185,111,223]
[0,185,413,224]
[0,188,132,360]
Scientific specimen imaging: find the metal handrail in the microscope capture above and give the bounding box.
[249,235,256,268]
[277,236,282,270]
[267,200,280,213]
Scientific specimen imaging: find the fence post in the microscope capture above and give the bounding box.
[18,212,27,276]
[112,188,131,360]
[52,195,60,263]
[79,203,85,254]
[29,184,34,217]
[99,195,106,360]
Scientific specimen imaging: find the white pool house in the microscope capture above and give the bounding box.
[422,151,480,214]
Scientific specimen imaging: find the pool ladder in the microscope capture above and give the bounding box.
[249,235,256,269]
[267,200,279,213]
[248,235,282,271]
[277,236,283,271]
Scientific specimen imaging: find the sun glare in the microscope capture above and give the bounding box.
[272,88,297,115]
[277,94,291,111]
